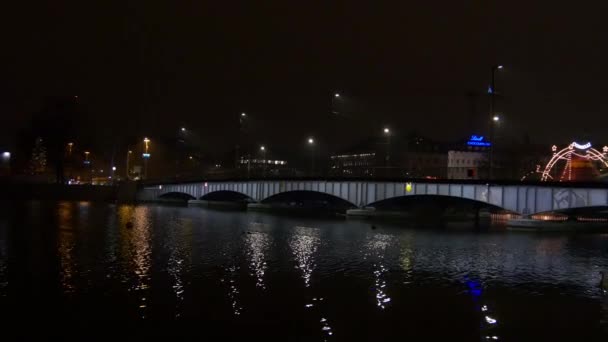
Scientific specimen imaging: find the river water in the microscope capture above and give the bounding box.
[0,201,607,341]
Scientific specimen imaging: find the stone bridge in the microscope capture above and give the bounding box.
[136,179,608,215]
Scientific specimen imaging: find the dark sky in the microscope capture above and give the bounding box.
[3,1,608,156]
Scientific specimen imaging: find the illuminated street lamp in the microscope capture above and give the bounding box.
[334,93,340,98]
[181,127,186,132]
[307,138,315,176]
[143,138,151,179]
[489,65,503,180]
[143,137,150,152]
[383,127,391,169]
[260,145,267,177]
[1,151,10,175]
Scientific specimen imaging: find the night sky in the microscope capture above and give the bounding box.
[3,2,608,156]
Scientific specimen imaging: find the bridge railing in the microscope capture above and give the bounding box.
[138,175,608,189]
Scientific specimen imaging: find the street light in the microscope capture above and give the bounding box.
[260,146,267,177]
[181,127,186,132]
[307,138,315,176]
[1,152,10,175]
[241,112,247,117]
[143,138,151,179]
[489,65,503,180]
[383,127,391,169]
[334,93,340,98]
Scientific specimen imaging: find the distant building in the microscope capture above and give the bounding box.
[236,156,291,177]
[447,150,487,179]
[330,152,376,176]
[330,135,449,178]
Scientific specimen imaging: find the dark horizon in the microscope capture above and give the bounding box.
[3,2,608,156]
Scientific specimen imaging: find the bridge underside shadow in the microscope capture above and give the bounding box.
[260,190,356,212]
[199,190,255,203]
[158,192,196,203]
[367,195,512,218]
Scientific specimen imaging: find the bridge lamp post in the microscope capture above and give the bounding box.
[260,145,266,177]
[489,65,503,180]
[308,138,315,176]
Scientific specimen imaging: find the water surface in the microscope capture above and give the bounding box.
[0,201,607,341]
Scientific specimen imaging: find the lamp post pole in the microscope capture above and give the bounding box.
[260,146,266,178]
[383,128,391,172]
[489,65,503,180]
[308,138,315,176]
[126,149,132,180]
[143,137,150,180]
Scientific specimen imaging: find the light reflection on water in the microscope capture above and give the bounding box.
[290,226,333,339]
[57,202,76,294]
[128,206,152,319]
[1,202,608,340]
[290,226,320,288]
[365,233,396,309]
[244,224,271,290]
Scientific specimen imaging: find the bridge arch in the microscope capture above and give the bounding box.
[158,192,196,202]
[367,194,512,214]
[261,190,356,210]
[199,190,255,202]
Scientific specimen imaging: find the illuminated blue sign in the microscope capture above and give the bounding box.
[83,160,91,165]
[467,135,491,147]
[142,153,151,158]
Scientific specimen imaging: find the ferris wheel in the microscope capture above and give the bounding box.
[540,142,608,181]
